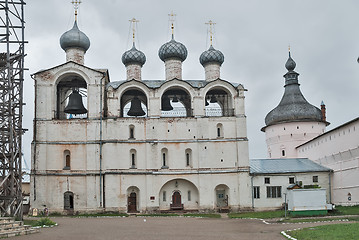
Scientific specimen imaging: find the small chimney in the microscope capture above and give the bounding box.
[321,101,326,122]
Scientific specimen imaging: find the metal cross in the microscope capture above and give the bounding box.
[71,0,81,21]
[129,18,139,43]
[205,20,216,46]
[168,11,176,35]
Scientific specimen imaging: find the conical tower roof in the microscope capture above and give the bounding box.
[264,52,327,128]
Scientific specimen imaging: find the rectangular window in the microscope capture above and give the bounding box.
[186,153,190,166]
[131,153,135,167]
[289,177,295,184]
[266,186,282,198]
[313,176,318,183]
[253,186,260,199]
[264,177,270,184]
[188,191,191,201]
[163,191,166,201]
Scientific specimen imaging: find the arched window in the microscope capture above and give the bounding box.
[161,148,168,168]
[129,125,135,139]
[63,150,71,170]
[216,123,223,138]
[130,149,137,168]
[185,149,192,167]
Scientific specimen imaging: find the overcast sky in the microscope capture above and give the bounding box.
[22,0,359,169]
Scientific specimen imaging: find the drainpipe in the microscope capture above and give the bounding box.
[30,74,37,202]
[99,73,105,208]
[328,172,332,203]
[251,175,254,209]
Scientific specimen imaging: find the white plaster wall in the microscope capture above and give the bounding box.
[297,120,359,205]
[265,121,326,158]
[252,172,330,210]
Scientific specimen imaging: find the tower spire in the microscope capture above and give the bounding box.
[168,11,176,39]
[129,18,139,44]
[71,0,81,21]
[205,20,216,46]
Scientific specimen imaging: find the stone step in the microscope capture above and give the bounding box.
[0,217,14,224]
[0,227,40,238]
[0,221,23,230]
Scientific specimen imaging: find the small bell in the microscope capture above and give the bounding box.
[172,95,179,103]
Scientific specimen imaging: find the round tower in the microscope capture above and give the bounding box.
[261,51,329,158]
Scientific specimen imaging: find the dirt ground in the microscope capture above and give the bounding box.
[18,216,349,240]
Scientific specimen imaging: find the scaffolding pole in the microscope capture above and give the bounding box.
[0,0,26,218]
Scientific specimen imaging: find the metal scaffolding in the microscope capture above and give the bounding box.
[0,0,26,218]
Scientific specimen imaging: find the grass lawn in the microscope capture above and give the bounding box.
[136,213,180,217]
[183,213,221,218]
[331,205,359,215]
[228,210,284,219]
[288,223,359,240]
[24,217,56,227]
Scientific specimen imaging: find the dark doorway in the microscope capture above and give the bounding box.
[64,191,74,210]
[170,191,183,210]
[127,192,137,213]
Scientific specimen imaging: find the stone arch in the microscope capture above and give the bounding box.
[159,179,199,211]
[214,184,230,209]
[120,87,148,117]
[204,85,234,117]
[158,80,194,117]
[55,72,88,120]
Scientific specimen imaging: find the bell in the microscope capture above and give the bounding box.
[161,95,173,111]
[172,95,179,103]
[64,90,87,114]
[127,96,145,116]
[210,95,217,103]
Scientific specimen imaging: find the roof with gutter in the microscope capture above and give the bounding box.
[250,158,332,174]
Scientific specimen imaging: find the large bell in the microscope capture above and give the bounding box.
[161,95,173,111]
[64,90,87,115]
[127,96,145,116]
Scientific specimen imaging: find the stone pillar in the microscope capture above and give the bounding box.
[204,63,221,81]
[165,59,182,80]
[66,48,85,65]
[126,64,142,80]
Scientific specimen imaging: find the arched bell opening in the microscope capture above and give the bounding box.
[205,88,233,117]
[56,77,87,120]
[161,88,191,117]
[121,89,148,117]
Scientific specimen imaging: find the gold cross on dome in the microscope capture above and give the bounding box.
[129,18,139,43]
[205,20,216,46]
[168,11,176,35]
[71,0,81,21]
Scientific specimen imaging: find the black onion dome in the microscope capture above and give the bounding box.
[122,43,146,67]
[285,52,296,71]
[264,54,325,127]
[158,36,187,62]
[199,45,224,66]
[60,21,90,52]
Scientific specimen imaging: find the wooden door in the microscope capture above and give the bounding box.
[128,192,137,213]
[171,191,183,209]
